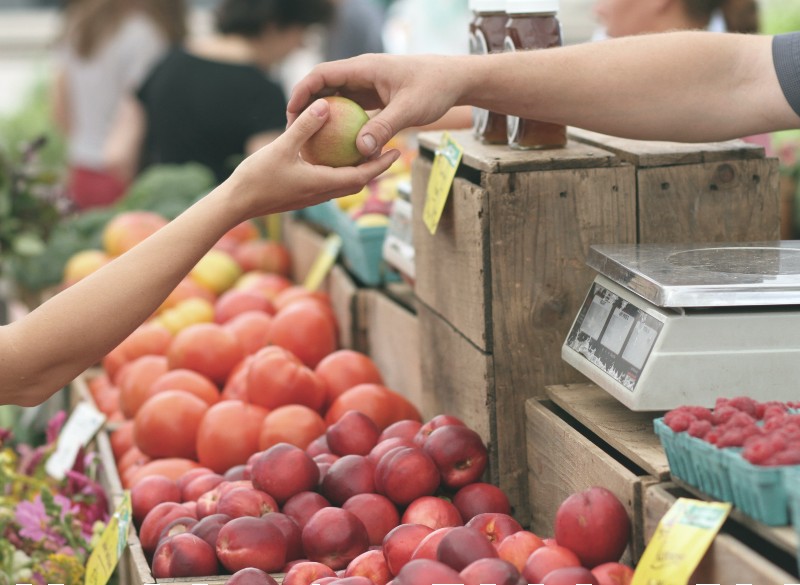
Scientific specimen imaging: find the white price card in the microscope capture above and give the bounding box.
[45,401,106,480]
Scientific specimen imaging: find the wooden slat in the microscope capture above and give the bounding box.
[362,289,424,414]
[327,265,359,350]
[546,383,670,480]
[638,159,781,243]
[489,163,637,525]
[526,399,650,562]
[644,483,798,583]
[412,157,492,351]
[417,130,618,173]
[569,127,765,167]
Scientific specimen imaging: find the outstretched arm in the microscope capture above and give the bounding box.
[288,31,800,157]
[0,99,400,407]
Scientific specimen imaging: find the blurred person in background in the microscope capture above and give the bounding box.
[324,0,385,61]
[52,0,187,210]
[106,0,333,186]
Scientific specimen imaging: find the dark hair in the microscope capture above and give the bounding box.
[215,0,334,37]
[683,0,759,34]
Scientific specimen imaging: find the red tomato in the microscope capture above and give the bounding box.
[196,400,269,473]
[269,299,338,368]
[167,323,244,385]
[134,390,210,459]
[246,346,326,412]
[118,355,169,419]
[315,350,384,407]
[325,383,422,430]
[150,369,220,406]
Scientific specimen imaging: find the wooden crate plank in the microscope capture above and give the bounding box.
[327,264,359,350]
[526,399,649,562]
[417,301,494,471]
[412,157,492,351]
[418,130,618,173]
[284,214,324,283]
[570,127,765,167]
[490,164,637,526]
[638,159,780,243]
[362,289,424,413]
[546,383,670,480]
[644,483,798,583]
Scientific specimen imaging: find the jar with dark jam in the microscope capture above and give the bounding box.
[469,0,508,144]
[504,0,567,149]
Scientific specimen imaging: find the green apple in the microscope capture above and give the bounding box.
[301,96,370,168]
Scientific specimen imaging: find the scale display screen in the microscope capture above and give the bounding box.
[566,281,664,391]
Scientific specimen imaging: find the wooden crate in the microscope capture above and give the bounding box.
[525,384,670,561]
[644,483,798,582]
[358,285,424,413]
[412,129,780,524]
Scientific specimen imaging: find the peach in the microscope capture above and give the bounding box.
[262,512,303,562]
[321,454,376,505]
[152,532,218,578]
[393,558,463,585]
[465,512,523,546]
[217,516,287,573]
[282,491,331,530]
[216,487,278,518]
[367,436,414,467]
[300,96,369,167]
[306,434,331,456]
[215,289,275,323]
[437,526,498,571]
[522,544,582,584]
[453,482,511,521]
[345,548,392,585]
[182,473,225,502]
[401,496,463,530]
[378,419,423,443]
[158,516,198,542]
[283,561,337,585]
[227,567,280,585]
[413,415,466,447]
[497,530,546,571]
[301,507,370,570]
[190,513,231,549]
[544,566,599,585]
[251,443,320,504]
[177,467,215,493]
[131,475,181,527]
[410,526,454,561]
[225,464,250,481]
[374,446,440,505]
[342,493,400,546]
[460,557,521,585]
[140,502,196,556]
[382,523,433,575]
[326,410,380,456]
[422,425,488,489]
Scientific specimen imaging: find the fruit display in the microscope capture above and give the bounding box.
[656,397,800,525]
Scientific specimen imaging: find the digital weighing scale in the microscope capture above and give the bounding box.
[561,242,800,411]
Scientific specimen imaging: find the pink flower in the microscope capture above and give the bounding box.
[15,496,67,549]
[45,410,67,445]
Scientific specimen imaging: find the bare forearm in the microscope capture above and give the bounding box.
[459,32,797,142]
[0,182,243,405]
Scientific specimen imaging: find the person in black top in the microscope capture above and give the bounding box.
[106,0,333,185]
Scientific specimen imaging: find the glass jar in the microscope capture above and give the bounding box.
[469,0,508,144]
[504,0,567,149]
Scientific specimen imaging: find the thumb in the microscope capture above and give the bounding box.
[356,100,414,157]
[283,98,330,152]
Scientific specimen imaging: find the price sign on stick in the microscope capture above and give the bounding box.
[84,492,132,585]
[304,233,343,291]
[632,498,731,585]
[423,132,463,235]
[45,401,106,480]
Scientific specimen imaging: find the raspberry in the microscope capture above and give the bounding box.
[687,420,712,439]
[716,428,748,448]
[772,449,800,465]
[705,429,721,445]
[711,406,739,426]
[665,412,694,432]
[759,401,788,420]
[743,438,773,464]
[777,425,800,442]
[684,406,713,422]
[764,414,789,431]
[728,396,759,417]
[726,411,757,429]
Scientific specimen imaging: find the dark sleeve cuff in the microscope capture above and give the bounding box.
[773,32,800,118]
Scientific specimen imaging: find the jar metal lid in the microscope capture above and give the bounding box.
[505,0,559,14]
[469,0,507,12]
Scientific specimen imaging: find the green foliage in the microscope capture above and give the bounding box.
[116,162,215,219]
[760,0,800,35]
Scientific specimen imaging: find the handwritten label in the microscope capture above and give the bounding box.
[45,402,106,480]
[632,498,731,585]
[84,492,131,585]
[423,132,463,235]
[303,234,342,291]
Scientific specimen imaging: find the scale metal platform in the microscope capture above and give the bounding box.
[561,242,800,411]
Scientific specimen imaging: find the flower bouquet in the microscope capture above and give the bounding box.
[0,411,110,585]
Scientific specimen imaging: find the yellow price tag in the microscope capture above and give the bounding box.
[423,132,463,235]
[84,491,132,585]
[303,234,343,291]
[266,213,282,242]
[632,498,731,585]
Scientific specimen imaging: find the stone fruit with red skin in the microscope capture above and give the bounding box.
[342,493,400,546]
[182,473,225,502]
[393,559,463,585]
[466,512,523,547]
[216,516,287,573]
[543,566,599,585]
[261,513,303,562]
[554,486,631,568]
[413,415,466,447]
[158,516,198,542]
[497,530,546,572]
[460,557,522,585]
[250,443,320,504]
[190,513,230,549]
[381,523,434,575]
[131,475,181,526]
[151,533,218,578]
[226,567,280,585]
[401,496,463,530]
[177,467,214,494]
[300,96,370,168]
[592,562,635,585]
[374,446,440,505]
[423,425,488,489]
[301,507,370,570]
[334,577,373,585]
[378,419,423,443]
[321,454,376,505]
[410,526,454,561]
[282,491,331,530]
[139,502,196,556]
[367,436,414,466]
[345,549,392,585]
[282,561,337,585]
[216,487,278,518]
[453,482,511,521]
[326,410,381,456]
[522,544,582,584]
[436,526,498,571]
